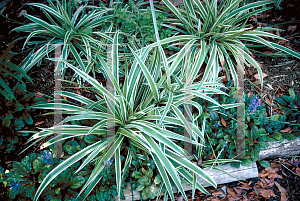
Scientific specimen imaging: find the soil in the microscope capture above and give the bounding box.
[243,0,300,107]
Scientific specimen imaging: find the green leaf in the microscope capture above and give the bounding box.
[259,160,270,168]
[23,113,33,125]
[84,135,98,143]
[13,161,29,177]
[136,185,145,191]
[154,174,162,185]
[230,162,240,168]
[26,183,35,198]
[289,88,296,100]
[71,176,85,189]
[273,132,283,141]
[65,145,74,154]
[55,188,60,195]
[33,159,43,173]
[241,159,253,166]
[2,116,11,127]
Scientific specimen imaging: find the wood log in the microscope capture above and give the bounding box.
[259,138,300,160]
[117,138,300,200]
[118,163,258,201]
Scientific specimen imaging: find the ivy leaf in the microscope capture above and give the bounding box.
[154,175,161,185]
[8,136,18,144]
[136,185,145,191]
[274,132,284,141]
[22,113,33,125]
[230,162,240,168]
[9,187,18,199]
[259,160,271,168]
[241,159,253,166]
[70,176,85,189]
[84,135,98,143]
[33,159,43,173]
[15,102,24,111]
[65,145,74,155]
[289,88,295,100]
[25,183,35,198]
[2,116,11,127]
[13,161,29,177]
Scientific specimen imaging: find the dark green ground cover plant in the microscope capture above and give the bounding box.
[3,141,128,201]
[193,81,299,169]
[0,79,46,156]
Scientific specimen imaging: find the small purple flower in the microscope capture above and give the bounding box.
[41,150,54,164]
[9,182,20,190]
[213,122,221,127]
[247,97,261,115]
[104,159,114,166]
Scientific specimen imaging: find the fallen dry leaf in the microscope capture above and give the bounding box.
[276,85,285,92]
[242,196,248,201]
[279,127,292,133]
[265,167,275,173]
[221,118,226,127]
[260,178,267,185]
[228,197,238,201]
[265,98,271,105]
[259,189,276,198]
[268,173,283,179]
[287,25,297,32]
[281,192,287,201]
[197,157,203,166]
[34,121,45,126]
[271,162,281,168]
[255,181,264,188]
[239,181,252,189]
[254,72,268,80]
[296,168,300,176]
[212,191,222,196]
[259,173,269,178]
[227,188,238,198]
[233,187,243,195]
[274,181,288,196]
[248,69,253,76]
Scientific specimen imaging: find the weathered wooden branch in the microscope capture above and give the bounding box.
[118,163,258,201]
[259,138,300,160]
[117,137,300,201]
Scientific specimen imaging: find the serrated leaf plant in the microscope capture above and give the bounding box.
[25,31,240,201]
[196,80,299,168]
[149,0,300,90]
[0,78,46,155]
[4,143,99,201]
[12,0,114,81]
